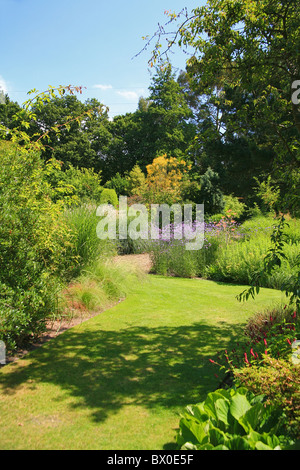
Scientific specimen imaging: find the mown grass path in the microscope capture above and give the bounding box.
[0,275,283,450]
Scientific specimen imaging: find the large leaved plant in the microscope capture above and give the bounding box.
[176,387,297,450]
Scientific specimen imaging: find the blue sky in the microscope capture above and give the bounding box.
[1,0,204,118]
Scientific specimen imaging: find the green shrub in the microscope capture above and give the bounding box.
[44,158,103,204]
[99,188,118,208]
[210,306,298,377]
[207,236,293,288]
[209,213,224,224]
[176,387,296,450]
[63,165,103,202]
[0,143,71,350]
[246,203,264,219]
[116,211,150,255]
[240,214,279,237]
[147,215,299,290]
[199,167,225,215]
[105,172,130,196]
[223,195,246,221]
[207,218,299,289]
[254,175,280,214]
[234,356,300,441]
[244,305,297,344]
[127,164,147,196]
[239,215,300,244]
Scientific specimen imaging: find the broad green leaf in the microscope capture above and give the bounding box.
[208,425,227,447]
[255,441,274,450]
[226,436,252,450]
[187,403,208,422]
[215,398,230,426]
[264,434,281,449]
[229,393,251,423]
[177,417,208,445]
[204,390,230,420]
[197,443,220,450]
[239,403,265,432]
[181,442,198,450]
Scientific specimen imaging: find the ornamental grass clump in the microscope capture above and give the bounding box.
[64,257,142,313]
[63,204,117,279]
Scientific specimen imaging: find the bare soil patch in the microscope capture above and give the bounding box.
[113,253,152,274]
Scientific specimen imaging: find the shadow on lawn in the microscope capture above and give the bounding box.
[0,321,242,425]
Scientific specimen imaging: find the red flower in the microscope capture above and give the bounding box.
[244,353,249,364]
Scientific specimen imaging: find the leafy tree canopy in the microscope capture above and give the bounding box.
[148,0,300,213]
[29,94,110,171]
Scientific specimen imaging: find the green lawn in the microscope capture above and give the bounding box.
[0,275,284,450]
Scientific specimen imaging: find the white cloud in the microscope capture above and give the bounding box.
[116,90,139,101]
[93,84,113,91]
[0,75,8,94]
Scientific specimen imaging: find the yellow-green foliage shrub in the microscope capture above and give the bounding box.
[234,356,300,441]
[0,143,73,350]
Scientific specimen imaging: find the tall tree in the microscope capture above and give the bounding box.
[29,95,110,170]
[178,71,276,202]
[145,64,195,159]
[102,65,195,181]
[149,0,300,213]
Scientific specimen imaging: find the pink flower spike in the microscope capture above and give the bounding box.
[263,338,267,346]
[250,348,255,357]
[244,353,249,364]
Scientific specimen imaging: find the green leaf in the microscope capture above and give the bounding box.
[208,426,227,447]
[239,403,265,432]
[255,441,274,450]
[204,390,230,421]
[229,393,251,423]
[215,398,230,426]
[177,416,208,446]
[187,403,208,422]
[226,436,252,450]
